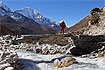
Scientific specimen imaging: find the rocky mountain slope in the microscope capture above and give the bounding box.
[0,1,11,12]
[0,2,56,35]
[65,16,89,34]
[0,15,56,35]
[66,7,105,35]
[0,24,15,35]
[83,7,105,35]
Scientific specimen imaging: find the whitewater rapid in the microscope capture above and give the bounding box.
[16,50,105,70]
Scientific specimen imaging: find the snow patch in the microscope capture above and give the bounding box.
[0,1,11,12]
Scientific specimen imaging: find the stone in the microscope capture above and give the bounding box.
[53,59,62,68]
[35,47,42,53]
[53,57,76,68]
[4,67,14,70]
[70,35,105,56]
[0,49,20,70]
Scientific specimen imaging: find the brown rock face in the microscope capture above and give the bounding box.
[70,35,105,56]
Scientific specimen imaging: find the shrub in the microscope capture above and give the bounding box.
[96,23,100,26]
[90,13,101,25]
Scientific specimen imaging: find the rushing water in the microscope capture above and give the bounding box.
[16,50,105,70]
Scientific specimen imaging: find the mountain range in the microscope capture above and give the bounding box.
[15,7,60,32]
[1,1,104,35]
[0,1,60,35]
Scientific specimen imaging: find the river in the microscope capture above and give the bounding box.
[16,50,105,70]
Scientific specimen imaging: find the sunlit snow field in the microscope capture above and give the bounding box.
[16,50,105,70]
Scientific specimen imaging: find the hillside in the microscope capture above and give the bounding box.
[65,16,89,34]
[0,15,56,35]
[0,24,15,35]
[66,7,105,35]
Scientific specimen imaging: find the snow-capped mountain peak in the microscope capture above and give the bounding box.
[34,10,41,16]
[0,1,11,12]
[15,7,35,19]
[15,8,60,31]
[34,10,38,15]
[22,7,33,11]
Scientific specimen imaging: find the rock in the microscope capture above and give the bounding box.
[0,49,20,70]
[0,63,10,70]
[53,63,63,68]
[81,54,88,58]
[53,57,76,68]
[61,57,76,67]
[33,43,73,54]
[70,35,105,56]
[35,47,42,53]
[80,46,105,58]
[53,59,62,67]
[4,67,14,70]
[70,47,86,56]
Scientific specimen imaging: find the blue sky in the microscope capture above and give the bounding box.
[1,0,104,27]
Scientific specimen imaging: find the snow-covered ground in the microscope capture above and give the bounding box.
[16,50,105,70]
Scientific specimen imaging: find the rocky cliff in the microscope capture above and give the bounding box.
[70,35,105,56]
